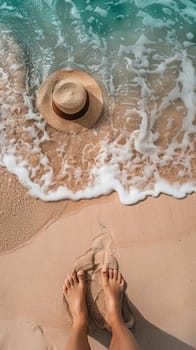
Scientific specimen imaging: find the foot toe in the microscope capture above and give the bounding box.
[117,272,122,283]
[63,283,67,295]
[64,277,71,289]
[101,267,109,283]
[72,271,78,283]
[109,269,113,279]
[71,276,75,285]
[77,270,85,284]
[67,275,73,286]
[120,276,125,288]
[113,269,118,280]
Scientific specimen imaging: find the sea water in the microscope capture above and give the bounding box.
[0,0,195,204]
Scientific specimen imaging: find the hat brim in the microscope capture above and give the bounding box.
[37,70,104,134]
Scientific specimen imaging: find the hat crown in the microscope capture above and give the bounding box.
[37,69,104,133]
[52,80,87,114]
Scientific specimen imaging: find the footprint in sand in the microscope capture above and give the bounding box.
[64,233,134,332]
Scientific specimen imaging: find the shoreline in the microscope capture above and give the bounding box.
[1,163,195,255]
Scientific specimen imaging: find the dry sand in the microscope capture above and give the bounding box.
[0,175,196,350]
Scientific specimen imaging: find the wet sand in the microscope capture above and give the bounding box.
[1,32,195,203]
[0,185,196,349]
[0,167,67,253]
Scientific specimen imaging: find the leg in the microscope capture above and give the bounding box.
[63,270,91,350]
[102,268,140,350]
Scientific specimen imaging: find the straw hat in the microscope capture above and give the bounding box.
[37,69,104,133]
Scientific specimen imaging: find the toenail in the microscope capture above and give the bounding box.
[77,271,84,278]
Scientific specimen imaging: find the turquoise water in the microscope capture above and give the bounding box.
[1,1,195,83]
[0,0,195,203]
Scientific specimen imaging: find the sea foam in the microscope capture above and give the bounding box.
[0,0,195,204]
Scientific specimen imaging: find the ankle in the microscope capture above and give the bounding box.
[72,318,88,332]
[108,313,124,330]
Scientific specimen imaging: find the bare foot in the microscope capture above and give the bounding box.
[63,270,88,330]
[101,267,125,328]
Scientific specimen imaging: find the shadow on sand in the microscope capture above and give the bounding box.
[89,301,195,350]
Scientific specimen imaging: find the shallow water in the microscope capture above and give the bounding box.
[0,0,195,203]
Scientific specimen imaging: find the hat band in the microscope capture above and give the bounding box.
[52,91,90,121]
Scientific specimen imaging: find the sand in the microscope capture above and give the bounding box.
[0,173,196,349]
[0,167,66,253]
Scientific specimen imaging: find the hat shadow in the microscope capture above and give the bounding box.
[89,298,195,350]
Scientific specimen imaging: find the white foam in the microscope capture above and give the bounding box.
[137,11,172,29]
[0,3,14,10]
[94,6,108,18]
[186,32,194,40]
[0,3,195,205]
